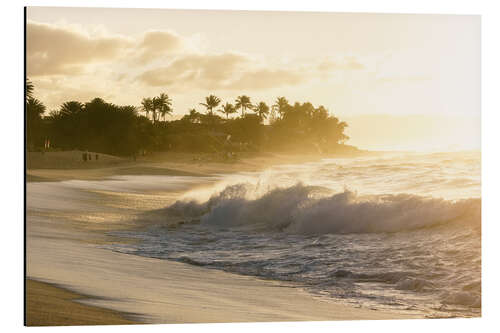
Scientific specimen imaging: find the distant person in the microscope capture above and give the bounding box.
[88,153,92,161]
[95,153,99,161]
[82,152,87,162]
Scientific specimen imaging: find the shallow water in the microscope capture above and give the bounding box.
[30,151,481,318]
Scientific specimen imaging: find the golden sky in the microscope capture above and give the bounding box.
[26,7,480,151]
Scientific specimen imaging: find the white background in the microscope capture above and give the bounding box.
[1,0,498,332]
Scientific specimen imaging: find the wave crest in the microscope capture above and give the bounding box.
[166,183,480,234]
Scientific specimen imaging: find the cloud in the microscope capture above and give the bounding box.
[138,53,249,87]
[27,21,131,76]
[26,22,189,76]
[26,20,366,100]
[137,52,306,91]
[135,30,186,64]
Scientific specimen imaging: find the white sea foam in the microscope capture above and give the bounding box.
[168,183,480,234]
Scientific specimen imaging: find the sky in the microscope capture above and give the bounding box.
[26,7,481,151]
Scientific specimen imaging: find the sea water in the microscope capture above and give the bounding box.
[107,151,481,318]
[29,151,480,318]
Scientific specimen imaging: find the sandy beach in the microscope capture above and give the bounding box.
[26,150,415,326]
[26,279,138,326]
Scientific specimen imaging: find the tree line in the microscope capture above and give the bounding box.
[26,78,354,156]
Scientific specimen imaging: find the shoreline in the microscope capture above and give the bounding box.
[27,218,417,324]
[26,150,418,325]
[26,150,373,182]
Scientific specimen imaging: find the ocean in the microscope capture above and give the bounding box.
[106,151,481,318]
[29,151,481,318]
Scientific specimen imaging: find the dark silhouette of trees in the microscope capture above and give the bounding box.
[182,109,202,124]
[26,82,353,156]
[253,101,270,122]
[272,96,290,120]
[235,95,253,117]
[200,95,221,115]
[26,78,47,150]
[60,101,84,116]
[155,93,173,121]
[142,93,172,123]
[47,98,146,155]
[26,78,34,100]
[267,101,349,153]
[26,97,46,149]
[141,97,154,122]
[219,102,237,119]
[226,114,262,150]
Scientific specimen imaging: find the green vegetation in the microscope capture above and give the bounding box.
[218,102,236,119]
[200,95,221,116]
[141,93,173,123]
[235,95,253,117]
[26,78,355,156]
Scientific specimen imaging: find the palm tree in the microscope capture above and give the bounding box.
[235,95,252,117]
[155,93,173,121]
[151,97,162,123]
[253,101,270,121]
[141,97,154,122]
[199,95,221,115]
[60,101,84,116]
[218,102,236,119]
[185,108,201,123]
[26,97,46,149]
[27,98,46,118]
[272,96,289,119]
[26,78,34,100]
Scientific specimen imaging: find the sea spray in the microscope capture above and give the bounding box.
[167,183,480,234]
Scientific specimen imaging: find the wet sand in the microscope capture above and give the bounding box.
[26,279,139,326]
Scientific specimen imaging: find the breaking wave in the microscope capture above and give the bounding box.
[106,152,481,318]
[166,183,480,234]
